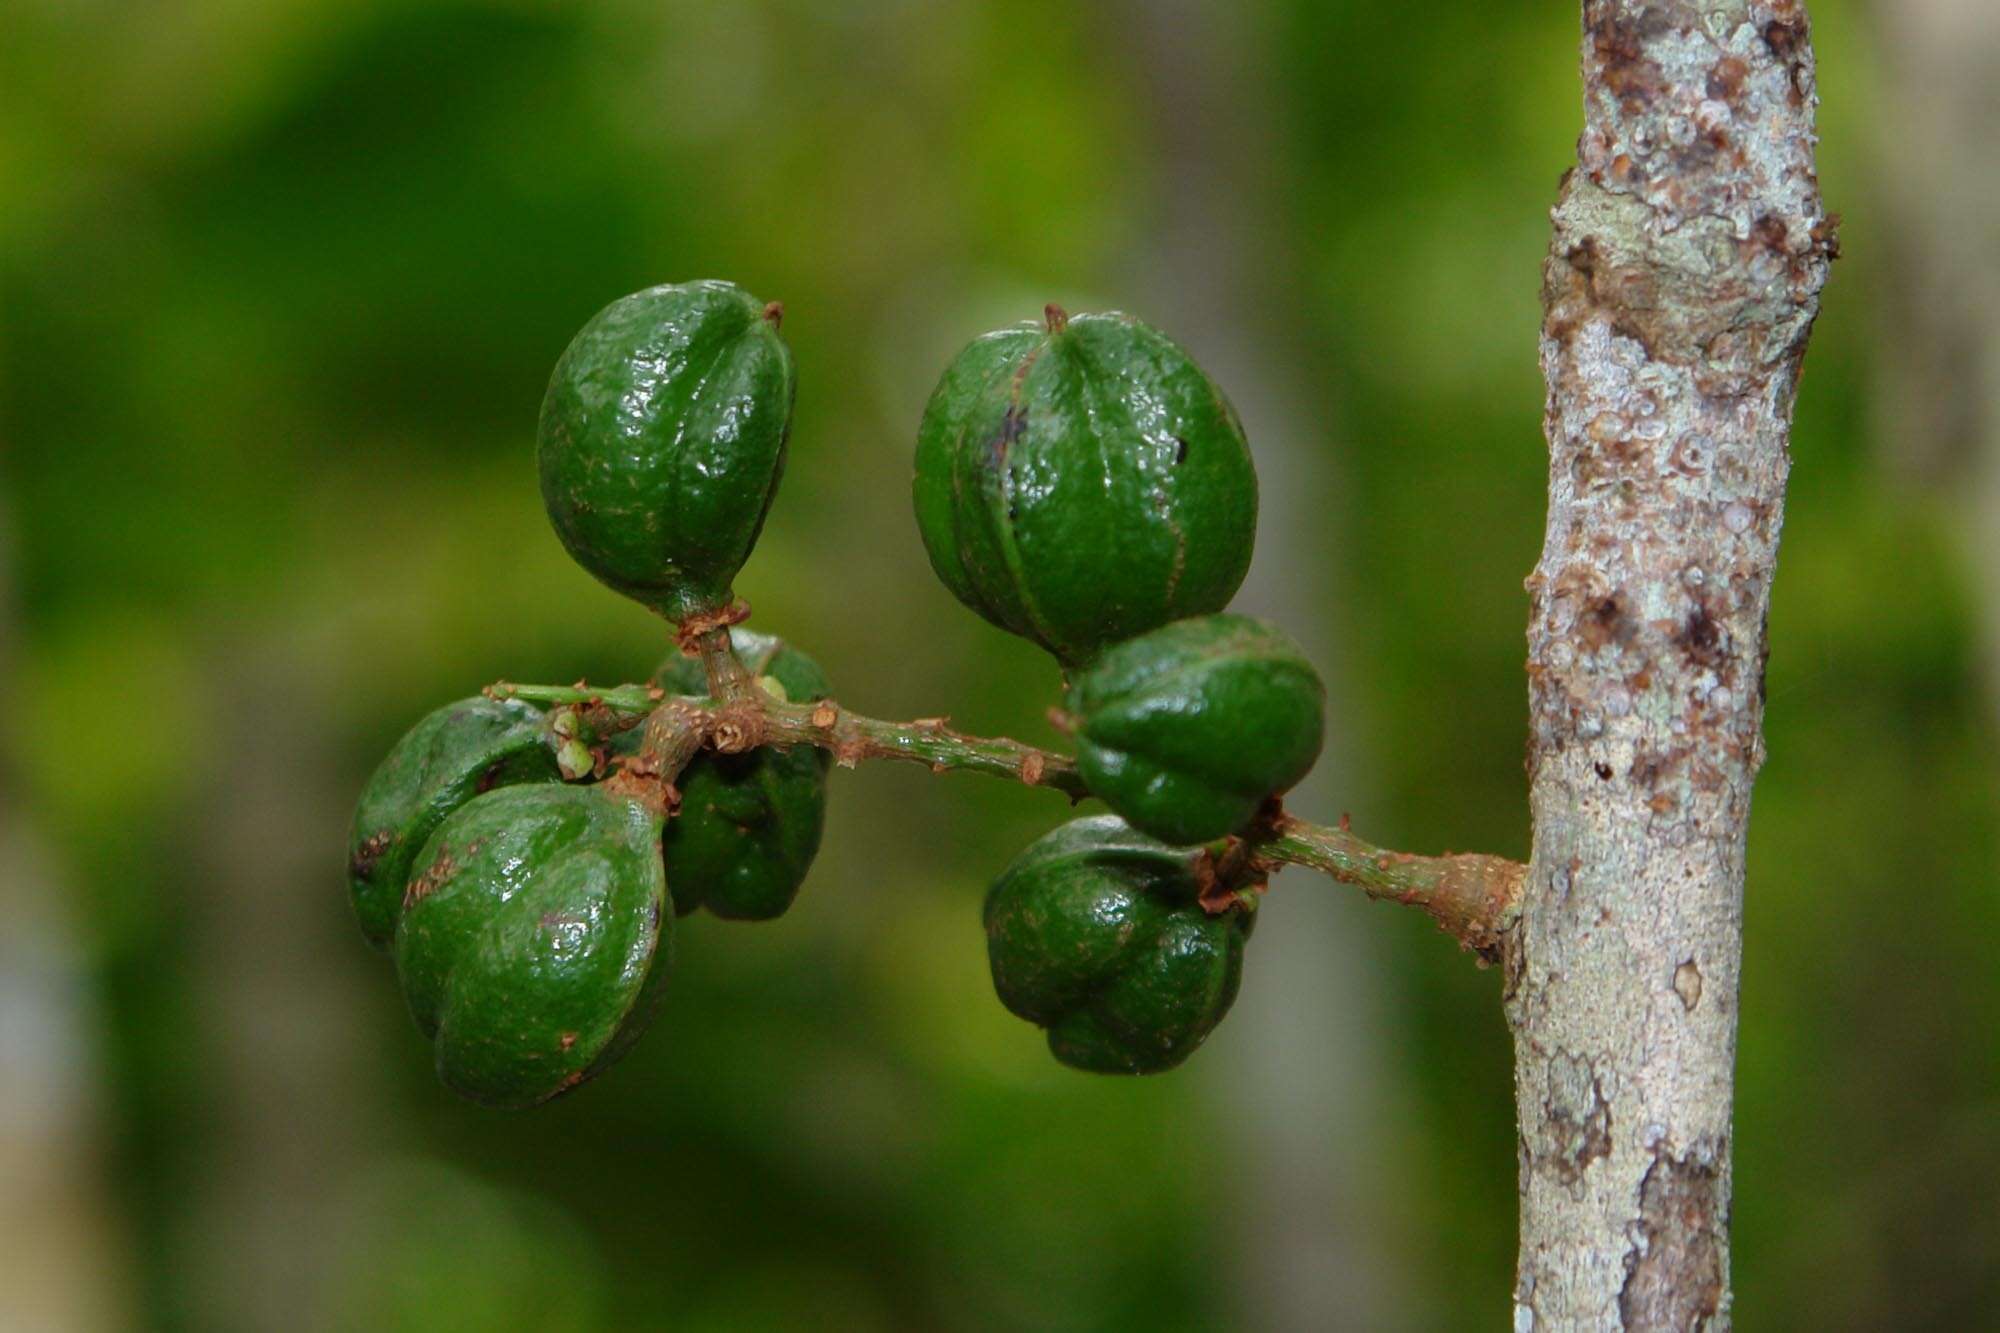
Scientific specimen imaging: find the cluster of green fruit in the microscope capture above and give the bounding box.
[348,281,1325,1107]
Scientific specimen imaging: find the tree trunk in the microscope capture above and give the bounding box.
[1508,3,1831,1328]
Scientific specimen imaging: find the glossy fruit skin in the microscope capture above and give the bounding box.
[647,628,832,920]
[913,311,1259,666]
[394,784,671,1109]
[539,280,795,621]
[984,815,1251,1074]
[348,697,563,951]
[1068,614,1325,845]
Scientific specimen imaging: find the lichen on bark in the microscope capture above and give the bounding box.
[1510,2,1832,1328]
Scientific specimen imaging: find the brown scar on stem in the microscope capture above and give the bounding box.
[603,768,673,816]
[675,599,753,655]
[1619,1146,1725,1328]
[1673,959,1703,1012]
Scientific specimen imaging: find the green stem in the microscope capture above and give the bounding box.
[756,698,1091,799]
[487,681,661,713]
[484,677,1522,955]
[690,625,758,704]
[1253,817,1523,963]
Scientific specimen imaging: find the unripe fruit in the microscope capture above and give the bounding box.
[1068,614,1324,845]
[394,785,671,1108]
[646,629,832,920]
[539,280,795,621]
[913,308,1258,666]
[984,815,1251,1073]
[348,697,563,950]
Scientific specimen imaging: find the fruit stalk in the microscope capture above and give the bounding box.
[690,624,759,704]
[1251,816,1523,963]
[485,678,1524,952]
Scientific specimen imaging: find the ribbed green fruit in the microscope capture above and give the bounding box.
[647,628,832,920]
[1069,614,1324,845]
[912,309,1259,666]
[394,785,671,1108]
[984,815,1251,1074]
[348,697,563,951]
[539,280,795,621]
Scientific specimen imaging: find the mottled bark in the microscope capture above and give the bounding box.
[1510,3,1831,1329]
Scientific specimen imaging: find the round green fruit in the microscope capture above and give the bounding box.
[394,784,671,1108]
[1068,614,1324,845]
[348,697,563,951]
[912,308,1258,666]
[539,280,795,621]
[647,629,832,920]
[984,815,1251,1074]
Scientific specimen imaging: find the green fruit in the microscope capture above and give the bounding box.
[647,628,833,920]
[348,697,564,951]
[1068,614,1324,845]
[395,784,671,1108]
[984,815,1251,1074]
[912,308,1258,666]
[539,280,795,621]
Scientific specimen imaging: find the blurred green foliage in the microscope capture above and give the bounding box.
[2,0,1993,1329]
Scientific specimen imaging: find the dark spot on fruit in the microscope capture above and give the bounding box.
[403,851,460,910]
[999,405,1029,447]
[1174,436,1189,465]
[475,760,508,794]
[349,830,394,881]
[1595,762,1614,781]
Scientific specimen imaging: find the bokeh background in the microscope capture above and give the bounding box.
[2,1,1994,1329]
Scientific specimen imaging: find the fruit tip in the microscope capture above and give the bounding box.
[1043,303,1068,336]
